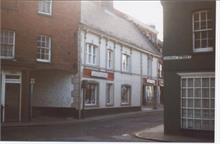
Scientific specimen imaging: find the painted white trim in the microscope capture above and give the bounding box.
[1,71,22,122]
[177,72,215,78]
[38,0,52,16]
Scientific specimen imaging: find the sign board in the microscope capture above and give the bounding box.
[91,71,108,79]
[163,55,192,60]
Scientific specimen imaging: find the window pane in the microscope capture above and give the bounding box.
[188,119,193,128]
[207,21,212,29]
[182,99,187,107]
[201,31,208,39]
[201,11,206,20]
[202,109,209,119]
[210,88,215,98]
[188,99,193,107]
[202,120,210,130]
[195,88,201,98]
[210,110,214,118]
[194,22,200,30]
[195,40,200,48]
[188,88,193,97]
[188,109,193,118]
[202,78,209,87]
[188,78,193,87]
[201,40,207,48]
[182,79,186,87]
[202,88,209,98]
[182,109,187,117]
[210,99,215,108]
[194,32,200,40]
[194,13,199,21]
[182,119,187,128]
[194,120,201,129]
[194,109,201,118]
[201,21,206,29]
[194,99,201,108]
[210,78,215,87]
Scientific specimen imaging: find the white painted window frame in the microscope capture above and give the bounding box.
[38,0,52,16]
[0,30,15,59]
[106,49,113,70]
[37,35,51,63]
[178,72,215,131]
[121,53,130,72]
[192,10,213,53]
[147,55,153,77]
[86,43,98,66]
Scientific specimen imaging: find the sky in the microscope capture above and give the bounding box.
[113,1,163,41]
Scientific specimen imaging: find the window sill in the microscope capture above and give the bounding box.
[36,59,51,63]
[38,11,52,17]
[193,47,213,53]
[0,57,15,59]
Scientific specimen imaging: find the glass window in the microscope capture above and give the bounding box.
[121,85,131,105]
[37,35,51,62]
[147,56,153,76]
[192,10,213,52]
[106,83,114,105]
[122,54,130,72]
[181,76,215,130]
[84,83,98,106]
[0,30,15,59]
[107,49,113,69]
[38,0,52,15]
[86,43,98,65]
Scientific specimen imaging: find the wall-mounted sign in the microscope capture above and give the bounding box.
[163,55,192,60]
[144,78,156,85]
[91,71,108,78]
[83,68,114,81]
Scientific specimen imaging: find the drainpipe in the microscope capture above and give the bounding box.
[30,78,35,120]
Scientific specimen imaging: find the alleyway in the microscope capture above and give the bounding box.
[2,110,163,142]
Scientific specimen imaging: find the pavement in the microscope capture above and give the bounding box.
[134,124,214,142]
[2,106,163,127]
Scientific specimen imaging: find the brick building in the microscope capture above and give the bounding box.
[162,1,215,140]
[1,0,80,122]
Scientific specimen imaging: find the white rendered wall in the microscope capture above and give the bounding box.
[32,71,74,108]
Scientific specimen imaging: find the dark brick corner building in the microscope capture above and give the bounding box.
[162,1,215,140]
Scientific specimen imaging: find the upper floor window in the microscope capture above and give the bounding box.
[37,35,51,62]
[107,49,113,69]
[122,53,130,72]
[86,43,98,65]
[147,56,153,77]
[192,10,213,52]
[38,0,52,16]
[0,30,15,59]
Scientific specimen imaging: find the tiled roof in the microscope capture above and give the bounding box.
[81,2,161,56]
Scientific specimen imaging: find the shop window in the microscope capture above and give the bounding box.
[84,83,98,106]
[121,85,131,105]
[181,76,215,130]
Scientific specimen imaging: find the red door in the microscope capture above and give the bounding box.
[5,83,20,122]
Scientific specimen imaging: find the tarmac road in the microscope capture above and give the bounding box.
[2,110,163,142]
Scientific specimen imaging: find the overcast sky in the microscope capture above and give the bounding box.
[114,1,163,41]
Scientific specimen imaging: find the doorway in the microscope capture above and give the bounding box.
[1,72,22,122]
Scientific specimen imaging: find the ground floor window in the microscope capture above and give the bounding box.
[84,83,98,106]
[106,83,114,106]
[121,85,131,105]
[144,85,154,105]
[180,75,215,130]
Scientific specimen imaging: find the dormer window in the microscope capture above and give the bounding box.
[192,10,213,52]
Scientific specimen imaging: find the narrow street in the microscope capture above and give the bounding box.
[2,110,163,142]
